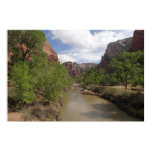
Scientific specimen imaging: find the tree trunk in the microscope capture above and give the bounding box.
[125,83,127,90]
[125,74,128,90]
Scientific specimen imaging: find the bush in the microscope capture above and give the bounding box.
[37,61,72,102]
[10,61,35,105]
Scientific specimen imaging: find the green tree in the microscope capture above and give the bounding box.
[130,63,144,89]
[81,67,97,85]
[108,51,143,89]
[8,30,46,63]
[38,61,72,102]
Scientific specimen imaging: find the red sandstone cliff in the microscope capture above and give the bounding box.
[43,40,58,61]
[63,62,96,78]
[63,62,81,78]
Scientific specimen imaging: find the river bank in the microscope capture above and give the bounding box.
[8,83,144,121]
[60,85,141,121]
[80,84,144,120]
[8,87,64,121]
[8,96,63,121]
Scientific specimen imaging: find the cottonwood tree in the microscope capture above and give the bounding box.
[8,30,46,64]
[108,51,143,89]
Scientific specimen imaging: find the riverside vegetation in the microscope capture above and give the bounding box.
[8,30,72,121]
[76,51,144,120]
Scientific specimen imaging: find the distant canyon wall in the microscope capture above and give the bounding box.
[63,62,97,78]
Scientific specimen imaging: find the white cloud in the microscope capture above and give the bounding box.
[58,54,76,63]
[51,30,133,63]
[58,49,102,63]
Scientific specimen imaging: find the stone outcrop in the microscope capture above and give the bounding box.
[63,62,96,78]
[43,40,58,61]
[99,30,144,68]
[99,37,133,67]
[129,30,144,52]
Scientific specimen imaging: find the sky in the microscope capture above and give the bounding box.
[42,30,134,64]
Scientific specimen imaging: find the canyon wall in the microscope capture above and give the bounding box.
[63,62,97,78]
[129,30,144,52]
[99,37,133,68]
[99,30,144,68]
[43,40,58,61]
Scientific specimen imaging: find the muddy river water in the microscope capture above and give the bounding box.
[60,87,140,121]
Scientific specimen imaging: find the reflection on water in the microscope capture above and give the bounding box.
[60,87,141,121]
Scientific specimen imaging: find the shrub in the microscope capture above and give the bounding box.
[10,61,35,105]
[38,61,72,102]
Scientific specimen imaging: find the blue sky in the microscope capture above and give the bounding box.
[42,30,133,63]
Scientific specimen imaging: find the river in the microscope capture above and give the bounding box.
[60,87,141,121]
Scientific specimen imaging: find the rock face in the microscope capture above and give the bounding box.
[63,62,97,78]
[99,30,144,68]
[129,30,144,52]
[99,37,133,67]
[43,40,58,61]
[63,62,81,78]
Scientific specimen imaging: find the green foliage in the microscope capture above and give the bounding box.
[104,73,120,86]
[75,77,82,83]
[8,30,46,63]
[8,30,72,108]
[130,64,144,88]
[11,61,35,105]
[10,60,72,105]
[79,51,144,89]
[81,67,97,85]
[10,59,72,105]
[81,67,119,86]
[39,61,72,102]
[108,51,144,89]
